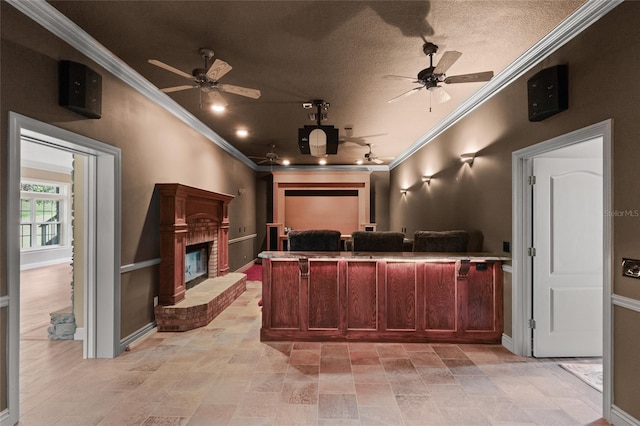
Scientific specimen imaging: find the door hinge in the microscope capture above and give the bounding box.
[528,175,536,185]
[528,319,536,329]
[528,247,536,257]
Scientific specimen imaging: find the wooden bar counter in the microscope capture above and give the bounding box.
[258,251,509,344]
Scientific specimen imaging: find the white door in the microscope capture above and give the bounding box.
[532,157,603,357]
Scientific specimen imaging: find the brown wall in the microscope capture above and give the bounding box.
[390,2,640,417]
[0,0,257,369]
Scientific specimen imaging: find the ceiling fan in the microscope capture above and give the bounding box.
[363,143,394,164]
[384,42,493,107]
[148,48,261,107]
[249,144,281,165]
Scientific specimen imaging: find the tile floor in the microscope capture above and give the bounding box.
[18,279,607,425]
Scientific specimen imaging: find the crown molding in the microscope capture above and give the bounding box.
[389,0,623,169]
[8,0,621,173]
[6,0,258,171]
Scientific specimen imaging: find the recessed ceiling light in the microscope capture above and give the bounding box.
[356,159,363,165]
[282,159,290,166]
[236,129,249,138]
[319,159,327,166]
[211,104,226,113]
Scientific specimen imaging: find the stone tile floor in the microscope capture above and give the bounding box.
[18,280,607,425]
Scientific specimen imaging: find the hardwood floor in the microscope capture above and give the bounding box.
[20,262,74,339]
[15,274,608,425]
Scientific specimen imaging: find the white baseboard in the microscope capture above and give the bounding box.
[74,327,85,341]
[120,322,156,353]
[0,408,11,426]
[611,405,640,426]
[20,257,72,271]
[502,333,514,353]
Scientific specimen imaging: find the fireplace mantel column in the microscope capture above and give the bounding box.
[158,185,188,305]
[218,202,230,276]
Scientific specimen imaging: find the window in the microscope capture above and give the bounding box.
[20,181,69,250]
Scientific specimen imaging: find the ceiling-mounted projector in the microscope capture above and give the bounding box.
[298,99,338,157]
[298,125,339,157]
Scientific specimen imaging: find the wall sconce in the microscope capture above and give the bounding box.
[460,153,475,165]
[401,188,408,195]
[421,175,432,184]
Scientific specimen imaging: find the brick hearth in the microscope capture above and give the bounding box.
[155,272,247,332]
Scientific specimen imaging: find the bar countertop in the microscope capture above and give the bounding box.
[258,251,511,261]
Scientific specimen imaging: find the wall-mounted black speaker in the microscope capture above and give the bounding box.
[527,64,568,122]
[59,60,102,119]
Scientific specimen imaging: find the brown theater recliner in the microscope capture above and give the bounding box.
[412,230,470,252]
[287,229,341,251]
[351,231,405,252]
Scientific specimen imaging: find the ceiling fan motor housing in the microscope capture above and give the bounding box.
[417,67,439,89]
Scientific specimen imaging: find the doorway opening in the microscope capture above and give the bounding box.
[6,112,121,425]
[512,119,612,420]
[20,141,78,343]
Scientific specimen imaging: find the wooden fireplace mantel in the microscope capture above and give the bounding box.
[156,183,234,305]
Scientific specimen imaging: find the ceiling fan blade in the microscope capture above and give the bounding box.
[383,75,419,83]
[161,84,198,93]
[206,90,227,106]
[206,59,233,81]
[444,71,494,84]
[372,158,384,164]
[429,86,451,104]
[218,84,261,99]
[388,86,423,103]
[433,50,462,75]
[148,59,194,80]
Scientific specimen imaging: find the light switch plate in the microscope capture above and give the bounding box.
[622,258,640,279]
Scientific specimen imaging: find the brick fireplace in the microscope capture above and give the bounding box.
[156,183,234,305]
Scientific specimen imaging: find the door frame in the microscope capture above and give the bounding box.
[512,119,612,419]
[6,112,121,425]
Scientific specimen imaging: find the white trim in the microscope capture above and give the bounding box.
[611,294,640,313]
[123,325,157,351]
[6,0,621,174]
[0,409,10,426]
[0,296,8,308]
[501,333,514,353]
[389,0,622,169]
[229,233,257,245]
[257,164,389,172]
[502,264,513,274]
[20,256,72,271]
[7,112,122,426]
[21,158,72,174]
[6,0,256,171]
[120,258,161,274]
[120,321,156,352]
[511,119,612,421]
[611,405,640,426]
[74,326,86,341]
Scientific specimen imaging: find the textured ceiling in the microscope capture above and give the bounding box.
[49,1,584,167]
